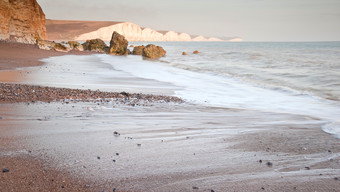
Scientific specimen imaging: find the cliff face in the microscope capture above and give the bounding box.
[0,0,47,44]
[75,22,223,42]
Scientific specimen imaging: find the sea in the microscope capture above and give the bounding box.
[97,41,340,138]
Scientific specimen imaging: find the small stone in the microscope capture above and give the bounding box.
[193,186,199,190]
[211,190,215,192]
[113,160,116,163]
[334,177,339,180]
[305,166,310,170]
[193,50,199,54]
[137,144,142,147]
[2,168,9,173]
[113,131,120,136]
[259,160,262,163]
[97,156,101,160]
[116,153,119,156]
[182,52,188,55]
[266,162,273,167]
[120,92,129,97]
[261,187,265,190]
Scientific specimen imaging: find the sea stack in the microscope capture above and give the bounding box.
[109,31,128,55]
[0,0,47,44]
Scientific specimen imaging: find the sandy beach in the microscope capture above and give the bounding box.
[1,42,340,192]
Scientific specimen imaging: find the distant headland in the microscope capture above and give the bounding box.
[45,20,242,42]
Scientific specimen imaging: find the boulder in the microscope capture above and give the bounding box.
[54,43,68,52]
[68,41,84,51]
[132,45,145,55]
[109,31,128,55]
[36,39,55,50]
[142,44,166,59]
[82,39,109,53]
[0,0,47,44]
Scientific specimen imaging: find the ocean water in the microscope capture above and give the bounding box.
[98,41,340,138]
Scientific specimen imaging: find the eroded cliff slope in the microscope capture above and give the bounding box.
[0,0,46,44]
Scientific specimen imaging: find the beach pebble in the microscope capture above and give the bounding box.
[182,52,188,55]
[193,50,199,54]
[193,186,199,190]
[266,162,273,167]
[2,168,9,173]
[113,131,120,136]
[137,144,142,147]
[86,107,95,111]
[97,156,101,160]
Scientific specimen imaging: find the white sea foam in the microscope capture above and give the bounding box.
[98,53,340,138]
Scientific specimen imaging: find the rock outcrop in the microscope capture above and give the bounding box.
[67,41,84,51]
[142,44,166,59]
[82,39,109,53]
[132,45,145,56]
[109,31,128,55]
[0,0,47,44]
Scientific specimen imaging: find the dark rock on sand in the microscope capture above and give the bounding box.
[132,45,145,56]
[109,31,128,55]
[82,39,109,53]
[2,168,9,173]
[120,91,129,97]
[266,161,273,167]
[142,44,166,59]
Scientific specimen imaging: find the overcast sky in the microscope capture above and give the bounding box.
[37,0,340,41]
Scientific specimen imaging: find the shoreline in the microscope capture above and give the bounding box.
[1,42,340,191]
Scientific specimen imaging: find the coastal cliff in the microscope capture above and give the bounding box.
[0,0,47,44]
[76,22,223,42]
[46,20,242,42]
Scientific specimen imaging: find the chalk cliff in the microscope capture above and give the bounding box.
[0,0,46,44]
[75,22,224,42]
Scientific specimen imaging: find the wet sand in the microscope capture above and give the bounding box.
[1,42,340,191]
[0,41,91,70]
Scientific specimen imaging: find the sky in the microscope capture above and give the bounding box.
[37,0,340,41]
